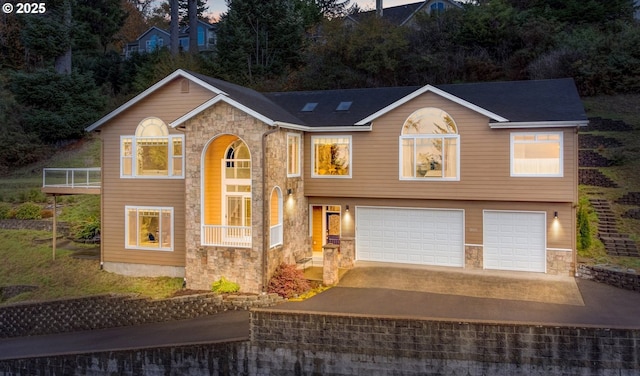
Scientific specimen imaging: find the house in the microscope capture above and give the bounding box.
[76,69,586,293]
[124,20,217,58]
[345,0,463,27]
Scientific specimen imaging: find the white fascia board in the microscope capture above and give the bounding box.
[274,121,372,132]
[170,95,275,128]
[85,69,227,132]
[489,120,589,129]
[355,84,509,125]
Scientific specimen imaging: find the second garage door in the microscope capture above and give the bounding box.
[356,207,464,267]
[483,211,546,272]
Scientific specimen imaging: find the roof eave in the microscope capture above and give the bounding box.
[488,120,589,129]
[85,69,227,132]
[355,84,509,125]
[274,121,372,132]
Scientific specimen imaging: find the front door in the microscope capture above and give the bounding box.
[311,205,341,252]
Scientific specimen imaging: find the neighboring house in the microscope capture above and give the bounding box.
[345,0,463,27]
[77,69,586,293]
[124,20,217,58]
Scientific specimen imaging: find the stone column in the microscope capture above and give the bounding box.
[322,244,340,285]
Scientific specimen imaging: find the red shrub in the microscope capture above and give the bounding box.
[267,263,311,299]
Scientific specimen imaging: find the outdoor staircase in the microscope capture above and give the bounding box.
[589,198,640,257]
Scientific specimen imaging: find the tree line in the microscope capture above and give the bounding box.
[0,0,638,173]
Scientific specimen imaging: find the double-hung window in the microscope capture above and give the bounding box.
[287,133,301,177]
[121,117,184,178]
[125,206,173,251]
[311,136,352,178]
[511,132,563,177]
[400,108,459,180]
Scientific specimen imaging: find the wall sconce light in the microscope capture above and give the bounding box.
[346,205,349,212]
[554,211,558,219]
[287,188,293,196]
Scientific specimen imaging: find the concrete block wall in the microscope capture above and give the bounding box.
[0,293,282,338]
[578,264,640,292]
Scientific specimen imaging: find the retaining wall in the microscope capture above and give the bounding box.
[1,310,638,375]
[0,219,69,235]
[577,264,640,292]
[0,293,282,338]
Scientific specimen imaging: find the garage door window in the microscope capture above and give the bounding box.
[511,132,563,177]
[400,108,459,180]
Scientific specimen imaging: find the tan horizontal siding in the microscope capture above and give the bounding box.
[98,78,215,267]
[305,93,578,204]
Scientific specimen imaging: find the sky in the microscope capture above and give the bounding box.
[203,0,420,21]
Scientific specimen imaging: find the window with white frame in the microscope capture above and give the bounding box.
[400,108,459,180]
[311,136,352,178]
[125,206,173,251]
[121,117,184,178]
[287,133,301,177]
[511,132,563,177]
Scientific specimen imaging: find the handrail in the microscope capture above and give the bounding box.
[43,168,101,189]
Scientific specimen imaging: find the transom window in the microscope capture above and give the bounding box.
[400,108,459,180]
[287,133,301,177]
[125,206,173,251]
[511,132,563,177]
[121,117,184,178]
[311,136,352,178]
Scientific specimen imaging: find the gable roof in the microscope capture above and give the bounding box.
[347,0,463,26]
[86,70,587,133]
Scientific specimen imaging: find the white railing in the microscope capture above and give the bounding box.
[43,168,101,189]
[270,223,283,248]
[202,225,251,248]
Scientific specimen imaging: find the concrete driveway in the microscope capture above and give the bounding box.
[289,262,640,328]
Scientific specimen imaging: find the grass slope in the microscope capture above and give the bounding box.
[0,230,183,305]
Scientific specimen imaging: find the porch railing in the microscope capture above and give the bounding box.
[202,225,251,248]
[43,168,101,189]
[270,223,283,248]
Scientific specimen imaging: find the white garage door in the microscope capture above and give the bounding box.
[483,211,546,272]
[356,207,464,267]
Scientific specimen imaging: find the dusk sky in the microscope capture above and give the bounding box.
[203,0,420,20]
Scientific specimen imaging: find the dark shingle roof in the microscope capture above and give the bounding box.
[436,78,587,123]
[349,2,424,25]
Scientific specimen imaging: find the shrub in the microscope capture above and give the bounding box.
[40,209,54,219]
[71,215,101,240]
[267,263,311,299]
[577,200,592,252]
[211,276,240,294]
[0,202,11,219]
[14,202,42,220]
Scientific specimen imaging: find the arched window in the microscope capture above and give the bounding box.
[121,117,184,178]
[400,108,459,180]
[270,187,283,248]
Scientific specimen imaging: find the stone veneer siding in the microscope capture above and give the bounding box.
[465,245,483,269]
[183,103,309,293]
[547,249,575,276]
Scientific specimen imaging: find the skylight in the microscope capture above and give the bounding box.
[336,101,352,111]
[301,102,318,112]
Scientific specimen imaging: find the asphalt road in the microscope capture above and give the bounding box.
[0,310,250,360]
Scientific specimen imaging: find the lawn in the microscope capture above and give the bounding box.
[0,229,183,305]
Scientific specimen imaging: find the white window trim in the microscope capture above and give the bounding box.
[311,135,353,179]
[398,134,460,181]
[120,134,185,179]
[287,133,302,178]
[270,186,284,248]
[125,206,174,251]
[510,132,563,177]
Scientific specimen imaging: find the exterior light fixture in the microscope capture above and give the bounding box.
[287,188,293,195]
[554,211,558,219]
[346,205,349,212]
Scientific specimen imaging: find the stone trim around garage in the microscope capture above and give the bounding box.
[577,264,640,293]
[0,292,283,339]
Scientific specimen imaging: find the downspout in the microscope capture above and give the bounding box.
[262,124,280,292]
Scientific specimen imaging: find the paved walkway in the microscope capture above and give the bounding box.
[1,265,639,361]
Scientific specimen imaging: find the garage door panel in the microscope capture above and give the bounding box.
[356,207,464,267]
[484,211,546,273]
